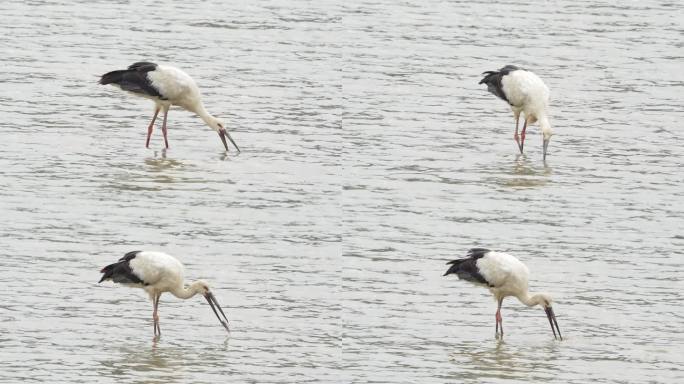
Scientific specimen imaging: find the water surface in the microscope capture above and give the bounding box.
[1,0,683,383]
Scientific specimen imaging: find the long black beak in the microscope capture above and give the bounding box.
[543,137,550,161]
[218,128,240,152]
[544,306,562,340]
[204,291,230,333]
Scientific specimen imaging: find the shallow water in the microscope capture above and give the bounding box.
[1,0,683,383]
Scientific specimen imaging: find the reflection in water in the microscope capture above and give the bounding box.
[218,149,242,161]
[488,155,552,188]
[448,339,563,381]
[98,338,231,383]
[154,148,167,160]
[512,154,553,177]
[449,341,517,376]
[144,156,184,173]
[98,343,186,383]
[142,155,186,184]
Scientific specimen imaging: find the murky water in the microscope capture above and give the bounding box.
[1,0,682,383]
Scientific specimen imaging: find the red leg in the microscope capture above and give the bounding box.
[146,108,160,148]
[496,310,503,337]
[495,310,500,336]
[161,108,169,149]
[513,113,523,154]
[520,118,529,154]
[495,298,504,339]
[153,294,161,336]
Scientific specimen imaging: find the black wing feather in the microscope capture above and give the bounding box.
[443,248,492,286]
[467,248,491,258]
[99,251,145,285]
[99,62,164,99]
[120,250,142,261]
[128,62,158,71]
[478,65,522,105]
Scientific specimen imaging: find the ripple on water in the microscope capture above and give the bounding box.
[1,0,683,383]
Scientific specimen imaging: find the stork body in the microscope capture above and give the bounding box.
[479,65,552,159]
[99,250,230,337]
[99,62,239,152]
[444,248,562,340]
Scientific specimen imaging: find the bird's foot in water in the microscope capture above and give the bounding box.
[513,134,523,154]
[519,132,526,152]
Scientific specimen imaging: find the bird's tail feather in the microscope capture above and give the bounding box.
[443,258,469,276]
[99,70,127,86]
[98,263,117,283]
[478,71,498,84]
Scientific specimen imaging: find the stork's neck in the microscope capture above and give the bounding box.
[170,281,204,300]
[517,292,547,308]
[538,114,552,139]
[193,103,218,128]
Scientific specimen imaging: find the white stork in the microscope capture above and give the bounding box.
[444,248,562,340]
[99,250,230,337]
[479,65,552,160]
[99,62,240,152]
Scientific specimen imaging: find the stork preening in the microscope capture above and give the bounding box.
[479,65,552,160]
[443,248,562,340]
[99,62,240,152]
[99,251,230,337]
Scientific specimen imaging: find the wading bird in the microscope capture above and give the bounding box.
[443,248,562,340]
[479,65,552,160]
[99,62,240,152]
[99,250,230,337]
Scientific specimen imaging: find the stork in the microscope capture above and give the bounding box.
[99,62,240,152]
[479,65,552,160]
[99,250,230,337]
[443,248,562,340]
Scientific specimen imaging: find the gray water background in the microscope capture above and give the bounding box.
[1,0,682,383]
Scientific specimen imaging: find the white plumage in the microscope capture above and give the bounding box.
[147,66,201,110]
[444,248,562,340]
[476,251,531,298]
[99,250,230,337]
[127,251,186,299]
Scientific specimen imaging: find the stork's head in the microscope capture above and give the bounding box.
[190,280,211,295]
[208,118,224,132]
[534,293,562,340]
[190,280,231,333]
[534,292,554,308]
[206,117,240,152]
[539,115,552,161]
